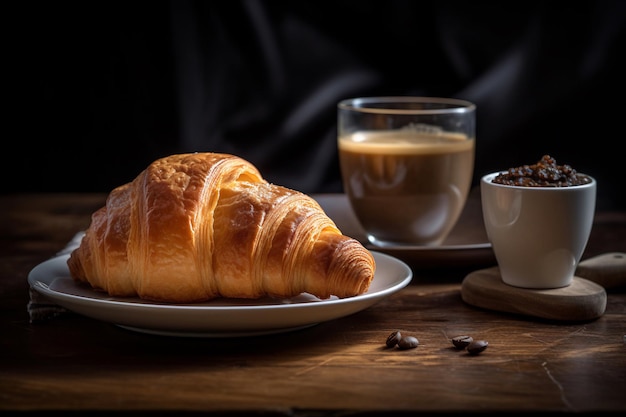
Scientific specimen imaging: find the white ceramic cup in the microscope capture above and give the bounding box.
[481,172,596,289]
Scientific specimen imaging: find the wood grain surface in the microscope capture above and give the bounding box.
[1,192,625,415]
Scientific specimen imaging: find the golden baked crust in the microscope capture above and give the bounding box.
[67,152,375,302]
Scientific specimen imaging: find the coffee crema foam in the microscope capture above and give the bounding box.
[339,130,473,154]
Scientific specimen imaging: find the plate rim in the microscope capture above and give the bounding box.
[29,251,411,310]
[28,251,412,336]
[365,241,491,252]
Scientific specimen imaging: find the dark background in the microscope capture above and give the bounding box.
[9,0,626,210]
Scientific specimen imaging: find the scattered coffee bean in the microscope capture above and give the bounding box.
[466,340,488,355]
[451,335,473,349]
[384,332,486,353]
[386,331,402,348]
[398,336,419,350]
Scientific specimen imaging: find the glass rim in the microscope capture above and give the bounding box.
[338,96,476,115]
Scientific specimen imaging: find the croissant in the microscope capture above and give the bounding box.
[67,152,375,303]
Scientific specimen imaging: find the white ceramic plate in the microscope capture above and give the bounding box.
[313,192,495,268]
[28,252,412,337]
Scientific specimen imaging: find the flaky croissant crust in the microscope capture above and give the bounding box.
[67,152,375,303]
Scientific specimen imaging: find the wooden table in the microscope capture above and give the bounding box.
[1,192,625,415]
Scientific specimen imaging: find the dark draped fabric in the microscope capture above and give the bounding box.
[11,0,626,210]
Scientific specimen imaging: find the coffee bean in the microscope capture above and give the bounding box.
[385,331,402,348]
[466,340,488,355]
[398,336,419,350]
[451,335,473,349]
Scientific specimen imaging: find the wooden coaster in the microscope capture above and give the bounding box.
[461,267,607,321]
[575,252,626,289]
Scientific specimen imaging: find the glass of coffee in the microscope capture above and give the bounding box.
[337,97,476,247]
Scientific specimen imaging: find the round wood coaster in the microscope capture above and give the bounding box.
[461,267,607,321]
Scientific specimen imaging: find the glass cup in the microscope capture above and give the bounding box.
[337,97,476,247]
